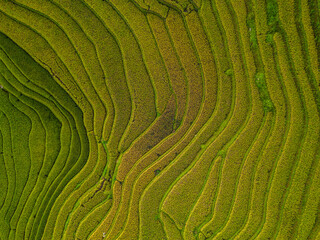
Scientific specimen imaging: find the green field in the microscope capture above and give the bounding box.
[0,0,320,239]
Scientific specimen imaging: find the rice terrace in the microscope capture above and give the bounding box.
[0,0,320,239]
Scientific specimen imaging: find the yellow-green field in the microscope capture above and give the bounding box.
[0,0,320,239]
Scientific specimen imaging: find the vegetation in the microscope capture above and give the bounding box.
[246,12,258,49]
[265,0,281,43]
[0,0,319,239]
[255,72,275,112]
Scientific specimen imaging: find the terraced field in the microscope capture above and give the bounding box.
[0,0,320,239]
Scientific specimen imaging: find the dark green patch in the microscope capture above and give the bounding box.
[255,72,275,112]
[308,0,320,67]
[155,213,160,220]
[265,0,280,43]
[266,0,279,26]
[154,169,161,176]
[246,12,258,49]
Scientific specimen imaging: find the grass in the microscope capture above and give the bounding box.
[265,0,281,44]
[255,72,275,112]
[224,68,233,76]
[246,12,258,48]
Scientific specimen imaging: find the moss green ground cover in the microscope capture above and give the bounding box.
[0,0,320,239]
